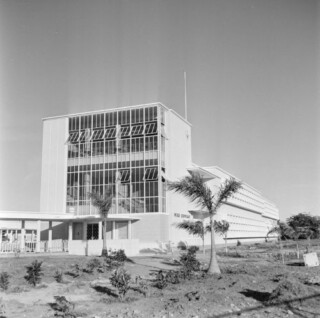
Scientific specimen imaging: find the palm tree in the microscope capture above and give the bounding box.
[168,173,242,274]
[176,220,210,254]
[267,221,294,264]
[213,220,230,254]
[88,191,113,257]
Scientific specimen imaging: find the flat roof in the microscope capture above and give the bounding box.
[42,102,192,127]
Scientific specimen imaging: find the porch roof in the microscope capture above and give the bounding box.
[0,211,141,222]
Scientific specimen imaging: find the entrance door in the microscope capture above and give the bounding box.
[87,223,99,240]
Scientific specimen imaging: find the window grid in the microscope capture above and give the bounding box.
[67,106,163,215]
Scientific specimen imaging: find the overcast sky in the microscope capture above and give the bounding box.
[0,0,319,220]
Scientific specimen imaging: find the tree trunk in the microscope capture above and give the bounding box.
[279,238,284,264]
[202,236,205,255]
[224,234,228,254]
[207,216,221,274]
[101,217,108,257]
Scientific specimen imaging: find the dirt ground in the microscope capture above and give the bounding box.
[1,240,320,318]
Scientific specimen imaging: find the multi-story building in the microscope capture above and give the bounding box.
[38,102,278,255]
[0,102,279,255]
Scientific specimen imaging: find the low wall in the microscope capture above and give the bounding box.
[68,239,140,256]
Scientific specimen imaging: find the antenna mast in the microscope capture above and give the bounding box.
[184,71,188,120]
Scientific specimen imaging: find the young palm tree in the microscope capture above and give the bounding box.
[88,191,113,257]
[176,220,209,254]
[168,173,241,274]
[213,220,230,254]
[267,221,294,264]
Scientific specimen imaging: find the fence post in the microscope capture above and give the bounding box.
[36,220,41,252]
[48,221,53,252]
[20,220,25,252]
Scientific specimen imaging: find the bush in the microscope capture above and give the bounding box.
[109,267,131,300]
[109,249,128,262]
[165,270,180,284]
[0,272,9,291]
[24,260,43,286]
[179,246,200,279]
[53,270,64,283]
[237,240,241,246]
[68,263,82,277]
[154,270,167,289]
[83,258,102,274]
[51,296,76,318]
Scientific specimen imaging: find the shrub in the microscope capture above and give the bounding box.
[53,270,64,283]
[51,296,76,318]
[68,263,82,277]
[165,270,180,284]
[154,270,167,289]
[104,257,122,271]
[237,240,242,246]
[179,246,200,279]
[24,260,43,286]
[83,258,102,274]
[0,272,9,291]
[109,249,128,262]
[109,267,131,300]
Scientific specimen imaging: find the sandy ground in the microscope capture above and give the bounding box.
[1,241,320,318]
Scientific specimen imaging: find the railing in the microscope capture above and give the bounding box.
[0,239,68,254]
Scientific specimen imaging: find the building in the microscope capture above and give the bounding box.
[0,102,279,255]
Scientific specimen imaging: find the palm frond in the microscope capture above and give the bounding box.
[176,220,209,238]
[212,178,242,214]
[213,220,230,236]
[88,192,113,218]
[168,173,213,212]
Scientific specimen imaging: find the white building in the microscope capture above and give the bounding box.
[0,102,279,255]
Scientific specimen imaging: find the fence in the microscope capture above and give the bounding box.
[0,239,68,254]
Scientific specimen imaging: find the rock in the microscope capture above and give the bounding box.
[287,310,293,315]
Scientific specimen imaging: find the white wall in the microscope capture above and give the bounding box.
[164,110,195,244]
[40,118,68,213]
[68,239,140,256]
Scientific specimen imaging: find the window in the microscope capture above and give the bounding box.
[87,224,99,240]
[144,122,157,135]
[116,221,128,239]
[91,129,105,141]
[116,170,130,183]
[145,106,157,122]
[66,132,80,144]
[120,126,130,137]
[131,108,144,124]
[131,124,144,136]
[144,167,158,181]
[104,127,116,139]
[105,112,117,126]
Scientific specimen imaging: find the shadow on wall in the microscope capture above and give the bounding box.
[40,222,68,241]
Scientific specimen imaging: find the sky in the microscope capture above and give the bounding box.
[0,0,319,220]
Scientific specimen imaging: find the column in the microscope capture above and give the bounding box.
[98,221,102,240]
[36,220,41,252]
[20,220,25,252]
[48,221,52,252]
[83,221,87,240]
[112,221,116,240]
[0,229,2,251]
[68,222,73,241]
[128,220,132,239]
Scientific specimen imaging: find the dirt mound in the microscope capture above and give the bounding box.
[267,278,318,305]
